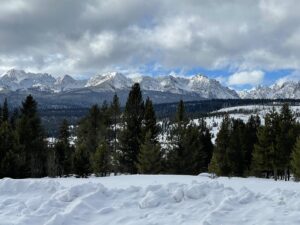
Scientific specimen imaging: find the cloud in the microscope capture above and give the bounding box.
[228,70,265,86]
[0,0,299,77]
[276,70,300,85]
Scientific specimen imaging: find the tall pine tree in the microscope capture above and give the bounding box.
[119,83,144,174]
[17,95,46,177]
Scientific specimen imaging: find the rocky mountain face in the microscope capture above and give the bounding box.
[0,69,239,102]
[239,81,300,99]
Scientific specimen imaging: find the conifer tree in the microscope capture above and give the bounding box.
[110,93,121,174]
[167,100,187,174]
[53,119,73,176]
[291,137,300,181]
[243,115,261,173]
[91,140,110,176]
[17,95,46,177]
[252,113,276,178]
[73,144,90,177]
[2,98,9,122]
[0,121,22,178]
[276,103,296,180]
[137,131,162,174]
[119,83,144,173]
[143,97,159,141]
[210,114,231,176]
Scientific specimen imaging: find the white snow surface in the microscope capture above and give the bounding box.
[1,175,300,225]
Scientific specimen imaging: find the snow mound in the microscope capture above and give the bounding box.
[1,176,300,224]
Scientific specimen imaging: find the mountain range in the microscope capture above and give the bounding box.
[0,69,299,107]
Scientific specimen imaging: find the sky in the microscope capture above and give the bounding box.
[0,0,300,90]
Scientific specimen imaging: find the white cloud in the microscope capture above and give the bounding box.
[0,0,300,76]
[228,70,265,86]
[276,70,300,85]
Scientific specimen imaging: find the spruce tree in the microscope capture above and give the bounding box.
[143,97,159,141]
[252,113,275,178]
[0,121,22,178]
[243,115,260,173]
[276,103,296,180]
[210,114,231,176]
[2,98,9,122]
[53,119,73,176]
[92,141,110,176]
[137,131,162,174]
[119,83,144,174]
[73,144,90,177]
[110,93,121,174]
[17,95,46,177]
[167,100,187,174]
[291,137,300,181]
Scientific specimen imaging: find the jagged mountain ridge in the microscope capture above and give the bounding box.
[239,81,300,99]
[0,69,239,99]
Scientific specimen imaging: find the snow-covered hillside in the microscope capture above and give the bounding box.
[2,175,300,225]
[199,104,300,143]
[0,69,238,99]
[239,81,300,99]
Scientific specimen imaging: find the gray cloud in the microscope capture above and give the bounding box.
[0,0,300,77]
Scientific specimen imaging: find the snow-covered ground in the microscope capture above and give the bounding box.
[1,175,300,225]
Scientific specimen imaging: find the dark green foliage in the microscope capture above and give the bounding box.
[167,101,213,175]
[210,115,258,177]
[137,132,162,174]
[143,97,159,142]
[210,114,231,176]
[119,83,144,174]
[291,137,300,181]
[73,144,90,177]
[252,104,297,180]
[176,100,187,123]
[2,98,9,122]
[91,141,110,176]
[16,95,46,178]
[0,121,22,178]
[243,115,261,173]
[52,119,74,176]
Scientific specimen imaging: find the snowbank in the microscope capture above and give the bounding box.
[1,175,300,224]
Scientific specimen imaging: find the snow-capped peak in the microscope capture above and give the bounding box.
[86,72,133,90]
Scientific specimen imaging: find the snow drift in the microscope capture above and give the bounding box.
[0,175,300,225]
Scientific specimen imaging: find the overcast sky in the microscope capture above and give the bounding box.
[0,0,300,89]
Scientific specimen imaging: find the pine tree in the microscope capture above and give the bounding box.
[276,103,296,180]
[210,114,231,176]
[118,83,144,174]
[73,144,90,177]
[2,98,9,122]
[227,119,245,176]
[291,137,300,181]
[16,95,46,178]
[0,121,22,178]
[252,113,275,178]
[175,100,187,123]
[243,115,261,173]
[137,131,162,174]
[110,93,121,174]
[92,141,110,176]
[143,97,159,141]
[53,119,73,176]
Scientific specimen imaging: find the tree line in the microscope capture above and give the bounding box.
[0,83,214,178]
[209,104,300,181]
[2,82,300,181]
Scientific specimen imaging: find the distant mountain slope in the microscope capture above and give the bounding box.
[0,69,239,103]
[239,81,300,99]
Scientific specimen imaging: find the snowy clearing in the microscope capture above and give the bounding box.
[1,175,300,225]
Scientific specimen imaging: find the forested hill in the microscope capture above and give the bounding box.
[40,98,300,136]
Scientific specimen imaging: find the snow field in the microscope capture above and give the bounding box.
[1,175,300,224]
